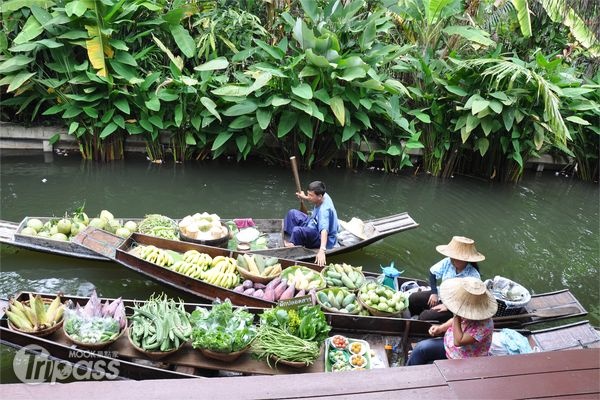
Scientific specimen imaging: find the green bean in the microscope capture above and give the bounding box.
[251,325,321,367]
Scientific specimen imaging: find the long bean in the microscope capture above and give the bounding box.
[252,325,321,367]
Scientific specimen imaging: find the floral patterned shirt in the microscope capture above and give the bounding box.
[444,318,494,359]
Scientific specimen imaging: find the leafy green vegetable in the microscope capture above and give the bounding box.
[260,305,330,343]
[190,299,257,352]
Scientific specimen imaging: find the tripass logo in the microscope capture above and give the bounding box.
[13,344,120,384]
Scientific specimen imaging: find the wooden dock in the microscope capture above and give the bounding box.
[3,348,598,399]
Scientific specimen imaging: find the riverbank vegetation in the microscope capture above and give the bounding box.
[0,0,598,181]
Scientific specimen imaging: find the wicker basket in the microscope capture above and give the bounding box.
[236,265,278,285]
[321,265,365,290]
[8,318,63,337]
[179,228,230,249]
[127,327,183,360]
[199,345,250,362]
[64,320,127,350]
[316,288,360,315]
[7,298,64,337]
[494,298,525,317]
[357,296,403,318]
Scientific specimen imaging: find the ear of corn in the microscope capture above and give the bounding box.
[7,294,64,332]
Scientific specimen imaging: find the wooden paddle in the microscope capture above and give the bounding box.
[493,306,580,321]
[290,156,308,213]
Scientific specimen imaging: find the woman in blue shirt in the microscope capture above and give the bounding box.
[408,236,485,322]
[284,181,339,266]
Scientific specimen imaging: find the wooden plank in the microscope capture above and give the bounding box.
[1,366,449,400]
[529,322,600,351]
[436,348,599,382]
[448,369,599,399]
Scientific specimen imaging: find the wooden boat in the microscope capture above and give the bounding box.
[73,228,587,331]
[1,292,597,382]
[0,212,419,262]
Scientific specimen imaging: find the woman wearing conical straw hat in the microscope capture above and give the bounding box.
[408,236,485,322]
[406,277,497,366]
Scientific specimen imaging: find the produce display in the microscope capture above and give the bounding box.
[280,266,326,291]
[316,287,362,314]
[128,294,192,352]
[325,335,372,372]
[200,256,240,289]
[178,212,228,241]
[236,254,282,280]
[6,294,64,333]
[170,250,213,279]
[358,281,409,315]
[252,306,331,367]
[136,245,176,267]
[19,209,137,241]
[233,276,317,303]
[190,299,257,354]
[138,214,179,240]
[322,263,365,290]
[64,290,126,345]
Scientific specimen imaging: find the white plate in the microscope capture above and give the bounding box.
[236,227,260,243]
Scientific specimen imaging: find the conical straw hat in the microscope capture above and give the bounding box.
[439,277,498,320]
[436,236,485,262]
[339,217,367,240]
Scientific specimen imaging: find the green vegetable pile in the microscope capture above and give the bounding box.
[138,214,179,240]
[252,305,331,367]
[190,299,257,353]
[65,316,120,344]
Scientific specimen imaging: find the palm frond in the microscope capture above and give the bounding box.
[483,1,515,32]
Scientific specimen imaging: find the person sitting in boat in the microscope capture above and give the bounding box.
[283,181,339,266]
[409,236,484,322]
[406,277,497,366]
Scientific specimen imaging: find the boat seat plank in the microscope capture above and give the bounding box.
[528,322,600,351]
[435,348,599,381]
[447,368,599,400]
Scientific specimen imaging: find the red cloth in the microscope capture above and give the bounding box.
[233,218,255,229]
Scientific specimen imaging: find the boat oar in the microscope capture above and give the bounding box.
[290,156,308,214]
[493,306,580,322]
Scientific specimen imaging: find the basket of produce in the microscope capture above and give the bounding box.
[253,305,331,369]
[281,266,326,292]
[63,291,127,350]
[6,294,65,337]
[190,299,257,363]
[138,214,180,241]
[128,294,192,361]
[357,281,409,317]
[235,254,282,284]
[325,336,372,372]
[316,287,361,315]
[321,263,365,290]
[179,212,229,248]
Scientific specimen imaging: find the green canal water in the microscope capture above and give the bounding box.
[0,152,598,382]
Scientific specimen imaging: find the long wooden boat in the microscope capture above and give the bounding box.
[0,212,418,262]
[1,293,597,382]
[73,228,587,331]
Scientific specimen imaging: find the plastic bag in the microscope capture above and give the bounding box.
[489,329,535,356]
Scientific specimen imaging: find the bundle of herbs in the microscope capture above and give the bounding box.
[190,299,257,353]
[252,305,331,367]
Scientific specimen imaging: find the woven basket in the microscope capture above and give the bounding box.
[494,298,525,317]
[7,298,64,337]
[199,345,250,362]
[179,227,230,249]
[8,318,63,338]
[316,288,360,315]
[321,265,365,290]
[127,327,183,360]
[64,320,127,350]
[236,265,278,285]
[357,296,403,318]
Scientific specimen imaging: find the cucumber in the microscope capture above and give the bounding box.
[327,270,342,279]
[317,291,329,305]
[341,274,356,289]
[335,291,345,308]
[345,303,356,313]
[341,293,356,307]
[327,291,338,307]
[330,278,343,287]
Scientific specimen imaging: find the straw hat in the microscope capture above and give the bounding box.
[339,217,367,240]
[439,277,498,320]
[436,236,485,262]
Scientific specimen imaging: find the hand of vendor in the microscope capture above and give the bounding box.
[315,248,326,266]
[431,303,448,312]
[428,324,444,337]
[295,190,308,201]
[427,293,439,307]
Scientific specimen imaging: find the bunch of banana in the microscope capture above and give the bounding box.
[6,294,64,332]
[236,254,282,278]
[182,250,212,268]
[137,245,174,268]
[170,261,204,279]
[200,256,239,288]
[323,263,365,290]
